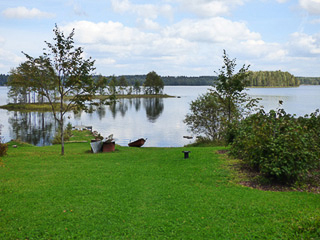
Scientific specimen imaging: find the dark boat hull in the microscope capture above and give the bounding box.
[128,138,146,147]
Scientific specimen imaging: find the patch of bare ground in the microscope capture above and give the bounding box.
[217,150,320,194]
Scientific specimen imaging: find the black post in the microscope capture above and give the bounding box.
[182,151,191,159]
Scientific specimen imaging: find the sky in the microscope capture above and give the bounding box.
[1,0,320,77]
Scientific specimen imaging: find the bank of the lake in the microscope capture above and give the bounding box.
[0,94,176,111]
[1,138,319,239]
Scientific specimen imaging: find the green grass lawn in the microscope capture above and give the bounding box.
[0,139,319,239]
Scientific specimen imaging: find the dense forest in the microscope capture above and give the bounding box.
[296,77,320,85]
[0,74,9,86]
[115,75,216,86]
[246,71,299,87]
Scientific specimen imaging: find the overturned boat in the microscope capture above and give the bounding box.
[128,138,147,147]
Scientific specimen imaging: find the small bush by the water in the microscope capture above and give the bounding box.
[52,123,73,144]
[230,108,320,184]
[0,143,8,157]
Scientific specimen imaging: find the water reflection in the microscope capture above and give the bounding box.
[96,98,164,122]
[6,97,165,146]
[144,98,164,123]
[8,111,56,146]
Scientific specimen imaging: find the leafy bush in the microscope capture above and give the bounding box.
[52,123,73,145]
[0,124,7,157]
[0,143,8,157]
[230,108,320,184]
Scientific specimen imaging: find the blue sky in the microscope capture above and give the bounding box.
[1,0,320,77]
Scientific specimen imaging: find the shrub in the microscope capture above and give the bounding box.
[0,143,8,157]
[230,108,320,184]
[52,125,72,145]
[0,124,7,157]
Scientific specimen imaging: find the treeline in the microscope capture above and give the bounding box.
[246,71,300,87]
[296,77,320,85]
[115,75,216,86]
[4,71,320,87]
[0,74,9,86]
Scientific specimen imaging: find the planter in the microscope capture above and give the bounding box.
[102,141,115,152]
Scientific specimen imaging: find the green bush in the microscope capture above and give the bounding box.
[52,124,72,145]
[0,143,8,157]
[230,108,320,184]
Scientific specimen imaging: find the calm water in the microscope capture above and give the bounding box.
[1,85,320,147]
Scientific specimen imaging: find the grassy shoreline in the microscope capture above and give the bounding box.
[0,102,63,111]
[0,132,319,239]
[0,94,175,111]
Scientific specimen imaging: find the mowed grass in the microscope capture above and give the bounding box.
[0,141,319,239]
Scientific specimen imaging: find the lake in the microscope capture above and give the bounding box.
[1,85,320,147]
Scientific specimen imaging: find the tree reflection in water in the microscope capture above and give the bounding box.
[8,111,56,146]
[144,98,164,123]
[7,97,165,146]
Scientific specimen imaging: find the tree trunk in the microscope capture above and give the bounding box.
[60,116,64,156]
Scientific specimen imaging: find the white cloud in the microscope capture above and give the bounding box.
[137,18,161,31]
[238,39,287,62]
[2,6,55,19]
[67,0,88,16]
[299,0,320,15]
[288,32,320,56]
[59,17,293,76]
[177,0,246,17]
[0,48,24,72]
[163,17,261,43]
[62,21,152,46]
[111,0,173,20]
[0,36,5,46]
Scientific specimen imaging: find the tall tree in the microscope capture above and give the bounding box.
[144,71,164,95]
[185,50,258,143]
[133,80,141,94]
[22,25,97,155]
[214,50,251,123]
[96,75,109,95]
[108,75,118,101]
[118,76,128,94]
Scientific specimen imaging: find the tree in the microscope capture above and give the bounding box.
[143,71,164,95]
[118,76,128,94]
[184,50,258,143]
[21,25,97,155]
[96,75,109,95]
[184,92,225,141]
[133,80,141,94]
[214,50,252,123]
[108,75,118,101]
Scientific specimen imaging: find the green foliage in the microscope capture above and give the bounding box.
[214,50,252,123]
[0,143,8,157]
[292,216,320,239]
[144,71,164,94]
[107,75,118,101]
[296,76,320,85]
[230,107,320,184]
[247,71,299,87]
[16,25,97,155]
[184,92,225,141]
[185,50,259,143]
[133,80,141,94]
[52,123,73,145]
[0,124,8,157]
[0,124,7,157]
[96,75,109,95]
